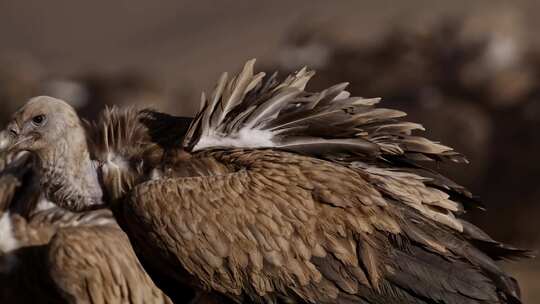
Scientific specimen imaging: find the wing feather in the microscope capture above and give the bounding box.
[48,225,173,304]
[182,60,465,165]
[124,149,519,303]
[0,150,173,304]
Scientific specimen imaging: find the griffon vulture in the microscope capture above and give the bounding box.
[0,150,172,303]
[1,60,531,304]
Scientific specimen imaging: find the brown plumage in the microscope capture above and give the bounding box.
[0,152,172,303]
[1,60,532,303]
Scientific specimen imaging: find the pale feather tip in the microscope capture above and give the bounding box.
[0,131,10,152]
[0,212,18,253]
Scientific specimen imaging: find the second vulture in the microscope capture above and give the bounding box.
[0,137,172,303]
[1,59,532,304]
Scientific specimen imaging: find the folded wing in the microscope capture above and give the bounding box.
[125,149,524,304]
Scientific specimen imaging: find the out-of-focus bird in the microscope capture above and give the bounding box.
[1,60,532,303]
[0,151,172,303]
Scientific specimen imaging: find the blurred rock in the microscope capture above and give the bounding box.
[0,55,172,125]
[63,71,169,120]
[0,53,43,126]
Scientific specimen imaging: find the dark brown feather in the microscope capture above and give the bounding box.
[123,149,524,303]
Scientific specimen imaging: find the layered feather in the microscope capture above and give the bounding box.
[0,144,173,304]
[172,61,532,302]
[183,59,465,164]
[86,107,163,201]
[126,149,528,304]
[181,60,475,234]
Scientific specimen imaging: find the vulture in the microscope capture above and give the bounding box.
[1,59,532,304]
[0,152,172,302]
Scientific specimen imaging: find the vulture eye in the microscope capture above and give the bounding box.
[31,115,46,126]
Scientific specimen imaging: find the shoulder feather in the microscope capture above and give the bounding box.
[86,107,162,201]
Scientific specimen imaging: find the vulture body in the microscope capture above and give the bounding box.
[0,153,172,303]
[1,60,531,303]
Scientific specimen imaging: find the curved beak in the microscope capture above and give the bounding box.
[0,127,33,154]
[0,128,33,174]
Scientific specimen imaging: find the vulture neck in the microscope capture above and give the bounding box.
[36,128,103,212]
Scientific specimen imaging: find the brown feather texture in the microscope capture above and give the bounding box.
[86,106,162,202]
[0,61,532,304]
[183,59,465,165]
[126,149,531,304]
[0,152,172,304]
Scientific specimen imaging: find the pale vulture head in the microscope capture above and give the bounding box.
[2,96,85,158]
[1,96,102,212]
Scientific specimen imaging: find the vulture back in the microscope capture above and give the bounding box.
[57,60,532,304]
[165,59,531,303]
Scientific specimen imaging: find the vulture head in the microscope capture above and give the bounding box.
[1,95,167,212]
[2,96,104,212]
[3,96,85,156]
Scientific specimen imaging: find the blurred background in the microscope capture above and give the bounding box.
[0,0,538,301]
